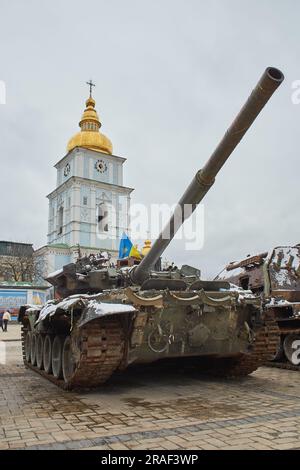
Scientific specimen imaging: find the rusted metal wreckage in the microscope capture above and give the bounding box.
[19,67,284,389]
[216,245,300,368]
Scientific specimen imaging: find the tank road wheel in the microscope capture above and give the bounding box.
[31,334,37,366]
[62,336,75,384]
[25,331,32,363]
[36,334,44,370]
[52,335,64,379]
[43,335,53,374]
[283,334,300,365]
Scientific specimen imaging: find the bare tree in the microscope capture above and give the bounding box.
[0,255,45,283]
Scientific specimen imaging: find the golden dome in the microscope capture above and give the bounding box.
[67,95,113,154]
[142,239,152,257]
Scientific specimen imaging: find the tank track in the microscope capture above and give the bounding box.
[199,313,280,377]
[21,325,27,364]
[267,361,300,372]
[21,316,125,390]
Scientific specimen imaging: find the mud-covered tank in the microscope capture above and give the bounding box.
[216,245,300,368]
[19,67,284,389]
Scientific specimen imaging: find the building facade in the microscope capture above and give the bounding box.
[0,242,49,315]
[0,284,49,320]
[35,90,133,276]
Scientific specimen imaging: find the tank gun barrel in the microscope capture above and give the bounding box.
[132,67,284,284]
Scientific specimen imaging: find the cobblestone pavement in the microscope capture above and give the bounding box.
[1,325,300,450]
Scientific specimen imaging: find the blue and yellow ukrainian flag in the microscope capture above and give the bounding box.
[119,233,141,259]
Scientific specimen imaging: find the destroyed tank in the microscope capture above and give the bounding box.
[19,67,284,389]
[216,246,300,367]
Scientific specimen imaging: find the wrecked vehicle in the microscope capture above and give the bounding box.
[216,246,300,367]
[19,67,284,389]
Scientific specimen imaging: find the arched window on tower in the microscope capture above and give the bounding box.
[58,206,64,235]
[97,203,109,232]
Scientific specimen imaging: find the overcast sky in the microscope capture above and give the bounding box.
[0,0,299,278]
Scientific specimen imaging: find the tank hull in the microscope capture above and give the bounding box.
[20,288,279,389]
[217,246,300,368]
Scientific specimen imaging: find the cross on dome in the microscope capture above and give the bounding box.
[86,79,95,97]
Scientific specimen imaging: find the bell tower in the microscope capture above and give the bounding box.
[35,83,133,276]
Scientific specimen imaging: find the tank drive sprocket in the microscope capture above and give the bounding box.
[199,313,280,377]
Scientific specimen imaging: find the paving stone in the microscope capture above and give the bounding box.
[4,325,300,451]
[108,442,129,450]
